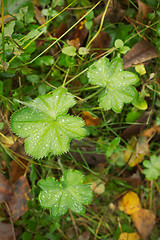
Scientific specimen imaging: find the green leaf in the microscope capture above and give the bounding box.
[114,39,124,49]
[38,169,93,217]
[0,81,3,95]
[78,47,89,55]
[4,21,15,36]
[35,56,54,66]
[99,86,137,113]
[120,46,130,54]
[132,95,148,110]
[85,10,94,21]
[125,108,141,122]
[62,46,76,56]
[22,29,40,43]
[26,74,40,84]
[135,64,146,75]
[87,57,139,112]
[10,87,86,159]
[85,20,93,30]
[143,155,160,180]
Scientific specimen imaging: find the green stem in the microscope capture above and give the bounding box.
[27,0,102,65]
[1,0,5,63]
[58,158,65,174]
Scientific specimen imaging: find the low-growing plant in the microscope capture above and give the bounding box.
[10,56,141,216]
[1,0,160,238]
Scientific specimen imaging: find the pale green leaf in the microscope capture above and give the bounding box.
[143,155,160,180]
[22,29,40,43]
[114,39,124,49]
[87,57,139,112]
[10,87,86,158]
[87,58,110,87]
[4,21,15,36]
[99,86,137,113]
[62,46,76,56]
[38,170,93,217]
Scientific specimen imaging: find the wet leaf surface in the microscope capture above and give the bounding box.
[11,87,86,158]
[38,169,93,217]
[87,57,139,112]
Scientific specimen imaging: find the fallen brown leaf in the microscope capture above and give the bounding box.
[131,208,156,240]
[123,40,158,69]
[9,158,28,183]
[0,173,13,204]
[82,111,101,126]
[118,191,156,239]
[137,0,151,21]
[125,170,142,186]
[94,0,124,24]
[34,5,46,25]
[91,31,111,57]
[8,176,31,220]
[52,22,68,38]
[121,111,153,140]
[69,19,88,49]
[0,222,15,240]
[142,123,160,138]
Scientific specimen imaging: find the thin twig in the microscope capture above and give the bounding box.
[69,209,79,239]
[4,202,16,240]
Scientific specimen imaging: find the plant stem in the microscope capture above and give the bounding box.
[1,0,5,63]
[87,0,112,48]
[28,0,102,65]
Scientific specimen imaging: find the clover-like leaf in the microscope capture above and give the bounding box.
[87,57,139,112]
[38,169,93,217]
[10,87,86,159]
[143,155,160,180]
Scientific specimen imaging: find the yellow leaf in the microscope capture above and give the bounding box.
[135,64,146,75]
[118,191,141,215]
[118,232,140,240]
[131,208,155,240]
[124,136,149,167]
[82,111,100,126]
[90,180,105,194]
[0,135,18,147]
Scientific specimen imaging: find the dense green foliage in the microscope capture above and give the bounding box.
[0,0,160,239]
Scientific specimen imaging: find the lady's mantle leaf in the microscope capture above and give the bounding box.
[10,87,86,159]
[38,169,93,217]
[143,155,160,180]
[87,57,139,112]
